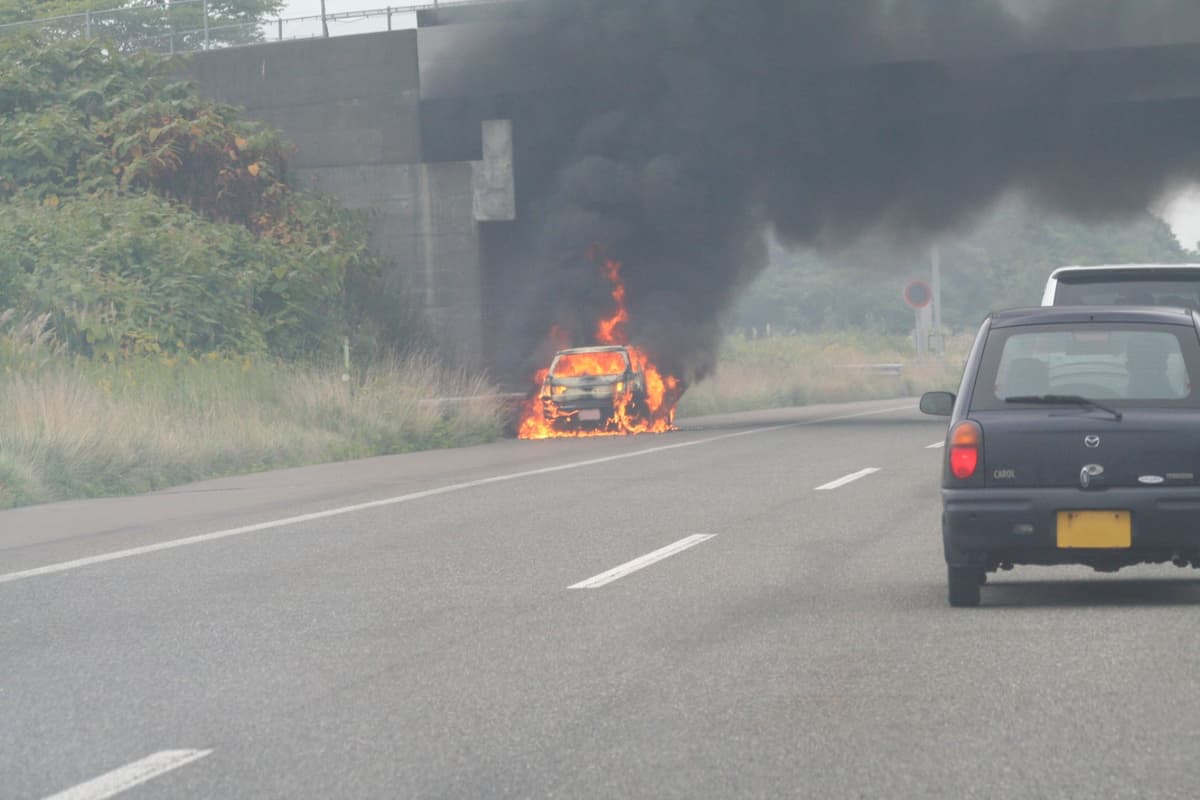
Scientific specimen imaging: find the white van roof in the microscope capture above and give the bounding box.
[1042,263,1200,305]
[1048,263,1200,278]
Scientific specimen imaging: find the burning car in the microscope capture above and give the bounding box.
[538,345,648,430]
[517,253,683,439]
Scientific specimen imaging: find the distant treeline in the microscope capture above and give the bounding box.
[735,200,1189,335]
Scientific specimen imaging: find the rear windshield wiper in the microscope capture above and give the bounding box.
[1004,394,1123,421]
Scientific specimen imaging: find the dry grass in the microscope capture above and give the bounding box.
[0,319,505,508]
[677,331,969,417]
[0,314,969,508]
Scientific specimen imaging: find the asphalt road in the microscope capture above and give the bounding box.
[3,398,1200,799]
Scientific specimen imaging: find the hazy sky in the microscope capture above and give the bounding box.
[1158,188,1200,252]
[279,0,386,19]
[274,0,414,36]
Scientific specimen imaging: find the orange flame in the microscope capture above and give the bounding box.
[596,259,628,345]
[517,253,683,439]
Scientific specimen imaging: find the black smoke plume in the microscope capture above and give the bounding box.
[424,0,1200,383]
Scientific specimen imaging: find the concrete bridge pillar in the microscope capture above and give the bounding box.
[297,120,513,371]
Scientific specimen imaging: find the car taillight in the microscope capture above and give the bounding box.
[949,420,982,480]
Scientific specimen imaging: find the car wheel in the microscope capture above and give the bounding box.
[947,565,982,607]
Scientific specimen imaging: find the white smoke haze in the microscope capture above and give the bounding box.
[426,0,1200,382]
[1155,185,1200,251]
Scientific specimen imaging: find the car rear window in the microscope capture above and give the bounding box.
[971,323,1200,410]
[1053,276,1200,308]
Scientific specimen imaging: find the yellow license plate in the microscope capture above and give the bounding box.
[1056,510,1131,549]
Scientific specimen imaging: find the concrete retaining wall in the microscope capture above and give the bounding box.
[190,30,514,371]
[297,162,484,369]
[191,31,422,168]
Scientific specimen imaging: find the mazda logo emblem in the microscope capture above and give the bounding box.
[1084,435,1101,448]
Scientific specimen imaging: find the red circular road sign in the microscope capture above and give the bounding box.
[904,280,932,309]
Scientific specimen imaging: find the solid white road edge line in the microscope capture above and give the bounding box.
[926,440,946,449]
[569,534,716,589]
[43,749,212,800]
[0,403,911,586]
[814,467,881,491]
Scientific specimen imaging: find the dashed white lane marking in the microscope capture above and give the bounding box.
[0,403,911,586]
[569,534,716,589]
[926,440,946,449]
[815,467,881,491]
[44,749,212,800]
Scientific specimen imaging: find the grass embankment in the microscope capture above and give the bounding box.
[0,324,964,509]
[0,316,504,510]
[678,331,968,417]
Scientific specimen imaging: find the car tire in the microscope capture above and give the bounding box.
[947,565,982,607]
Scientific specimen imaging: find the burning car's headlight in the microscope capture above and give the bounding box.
[552,384,568,396]
[614,381,625,394]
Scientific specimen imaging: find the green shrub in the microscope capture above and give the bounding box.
[0,35,403,363]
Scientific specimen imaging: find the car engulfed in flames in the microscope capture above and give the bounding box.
[517,256,683,439]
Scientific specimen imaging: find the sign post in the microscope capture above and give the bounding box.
[904,280,933,358]
[931,245,944,357]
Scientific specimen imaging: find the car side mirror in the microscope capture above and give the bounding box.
[919,391,955,416]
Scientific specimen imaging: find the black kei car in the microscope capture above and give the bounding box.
[921,306,1200,606]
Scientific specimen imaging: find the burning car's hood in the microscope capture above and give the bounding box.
[551,375,623,388]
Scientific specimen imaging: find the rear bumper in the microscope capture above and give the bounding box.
[942,487,1200,568]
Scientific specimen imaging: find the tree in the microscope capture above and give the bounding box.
[0,0,286,51]
[0,36,396,360]
[733,200,1190,336]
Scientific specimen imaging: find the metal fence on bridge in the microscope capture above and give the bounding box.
[0,0,504,55]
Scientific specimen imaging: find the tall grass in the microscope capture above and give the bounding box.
[0,315,969,508]
[0,314,504,509]
[677,330,969,417]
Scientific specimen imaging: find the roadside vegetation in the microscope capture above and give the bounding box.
[678,331,968,417]
[0,312,503,508]
[0,36,394,360]
[0,37,503,509]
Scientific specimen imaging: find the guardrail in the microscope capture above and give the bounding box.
[425,362,906,406]
[420,391,525,406]
[0,0,506,54]
[836,363,905,377]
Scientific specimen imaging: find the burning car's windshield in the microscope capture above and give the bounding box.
[550,350,629,378]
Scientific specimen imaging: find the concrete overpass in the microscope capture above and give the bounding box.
[189,7,1200,376]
